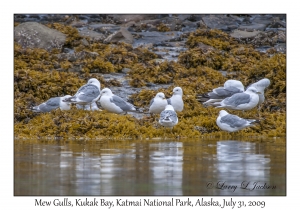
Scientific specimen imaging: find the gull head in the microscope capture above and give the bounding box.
[61,95,72,105]
[88,78,101,88]
[249,78,270,92]
[172,87,183,96]
[219,110,229,117]
[100,88,113,97]
[246,86,261,95]
[156,92,166,100]
[224,80,245,91]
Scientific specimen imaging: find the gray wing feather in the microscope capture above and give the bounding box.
[150,98,154,107]
[220,114,247,128]
[36,97,60,112]
[167,98,172,105]
[223,93,250,107]
[213,87,242,98]
[76,84,100,102]
[45,97,60,106]
[111,95,135,111]
[160,110,177,122]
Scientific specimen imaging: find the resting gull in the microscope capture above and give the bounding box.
[31,95,72,113]
[247,78,270,105]
[99,88,136,114]
[63,78,101,109]
[216,110,259,132]
[167,87,184,112]
[197,80,245,105]
[149,92,168,114]
[213,86,261,111]
[159,105,178,128]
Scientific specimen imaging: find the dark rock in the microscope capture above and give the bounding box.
[177,14,191,21]
[186,14,206,22]
[202,15,239,31]
[14,22,66,51]
[107,14,159,24]
[132,31,180,47]
[251,15,274,26]
[268,21,286,28]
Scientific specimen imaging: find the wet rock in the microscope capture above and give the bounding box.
[79,29,105,42]
[186,14,206,22]
[202,15,239,31]
[70,20,87,28]
[177,14,191,21]
[81,38,89,46]
[14,22,66,51]
[104,28,134,44]
[238,23,267,31]
[268,21,286,28]
[107,14,159,24]
[132,31,180,47]
[251,15,274,26]
[230,29,261,39]
[89,23,120,34]
[122,68,131,74]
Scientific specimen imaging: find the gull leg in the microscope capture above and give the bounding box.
[257,105,261,119]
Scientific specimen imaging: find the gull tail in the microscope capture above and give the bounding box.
[29,106,40,112]
[196,93,210,102]
[249,119,260,125]
[62,96,76,103]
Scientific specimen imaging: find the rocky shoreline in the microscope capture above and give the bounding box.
[14,14,286,139]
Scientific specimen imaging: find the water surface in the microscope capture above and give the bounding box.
[14,138,286,196]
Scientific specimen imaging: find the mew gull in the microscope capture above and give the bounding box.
[167,87,184,112]
[213,87,261,111]
[149,92,168,114]
[76,102,99,111]
[159,105,178,128]
[63,78,101,109]
[197,80,244,105]
[31,95,72,113]
[99,88,136,114]
[247,78,270,105]
[216,110,259,132]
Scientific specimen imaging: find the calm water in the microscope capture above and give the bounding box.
[14,138,286,196]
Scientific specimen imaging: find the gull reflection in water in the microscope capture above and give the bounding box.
[150,142,183,195]
[214,140,271,195]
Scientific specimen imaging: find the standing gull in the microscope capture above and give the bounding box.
[159,105,178,128]
[149,92,168,114]
[99,88,136,114]
[167,87,184,112]
[213,87,261,111]
[63,78,101,109]
[30,95,72,113]
[216,110,259,132]
[197,80,245,105]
